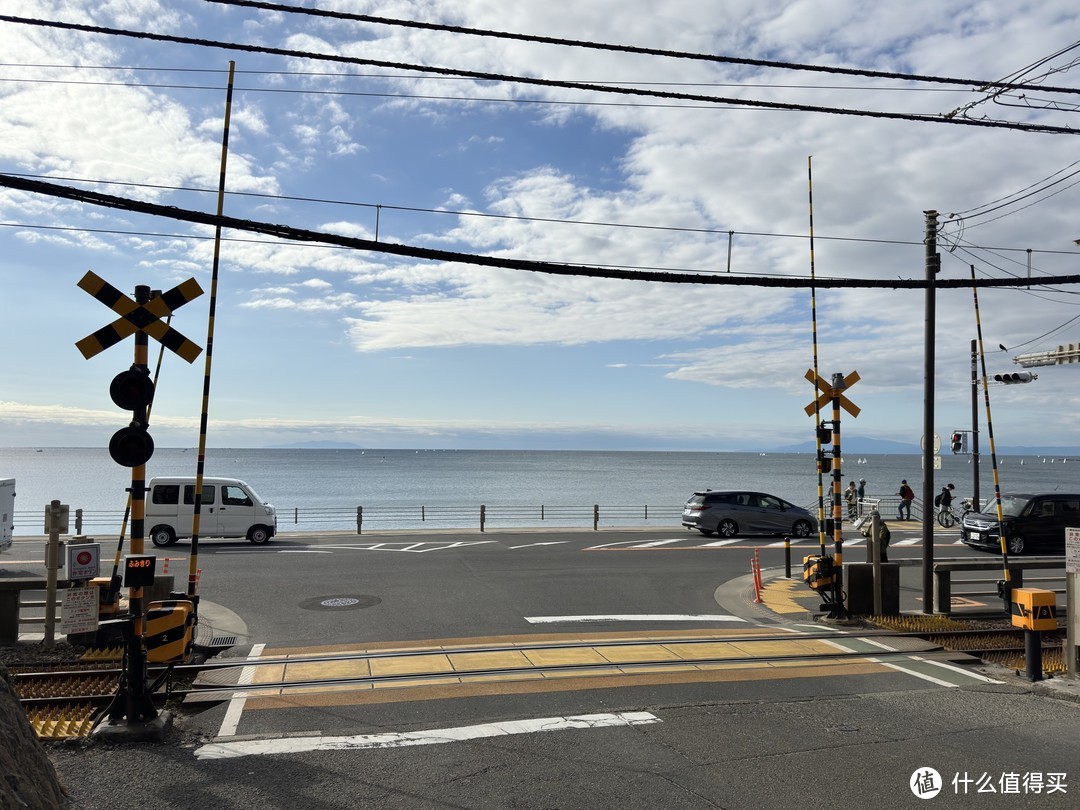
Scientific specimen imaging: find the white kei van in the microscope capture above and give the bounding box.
[145,476,277,547]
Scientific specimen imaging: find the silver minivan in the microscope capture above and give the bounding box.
[682,490,817,538]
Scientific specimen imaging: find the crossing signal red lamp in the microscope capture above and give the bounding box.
[950,432,963,454]
[109,366,155,467]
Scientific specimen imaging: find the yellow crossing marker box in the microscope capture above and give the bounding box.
[1010,587,1057,631]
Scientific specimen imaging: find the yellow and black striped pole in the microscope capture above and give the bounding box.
[122,285,156,722]
[808,157,827,559]
[970,265,1011,590]
[189,61,236,597]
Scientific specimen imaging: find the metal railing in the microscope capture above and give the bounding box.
[12,503,686,536]
[933,557,1065,615]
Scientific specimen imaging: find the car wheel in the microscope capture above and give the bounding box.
[248,525,272,544]
[1007,534,1026,555]
[792,519,813,538]
[151,526,176,548]
[718,519,738,538]
[697,528,716,536]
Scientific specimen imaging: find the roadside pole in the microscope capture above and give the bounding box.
[921,210,939,615]
[43,500,69,648]
[1067,529,1080,679]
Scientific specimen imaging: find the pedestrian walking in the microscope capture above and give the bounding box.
[844,481,858,520]
[935,483,955,518]
[897,479,915,521]
[857,478,867,515]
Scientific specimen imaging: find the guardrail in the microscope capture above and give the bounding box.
[12,504,686,536]
[933,557,1065,615]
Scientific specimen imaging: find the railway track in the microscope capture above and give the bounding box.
[8,624,1066,739]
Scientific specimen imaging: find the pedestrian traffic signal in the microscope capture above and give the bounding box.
[992,372,1036,384]
[950,432,963,454]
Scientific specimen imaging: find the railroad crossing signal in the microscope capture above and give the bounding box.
[803,369,861,417]
[75,271,204,363]
[76,272,204,468]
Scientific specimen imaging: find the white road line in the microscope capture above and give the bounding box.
[217,642,266,738]
[874,659,958,687]
[196,711,661,760]
[507,541,571,549]
[525,614,746,624]
[893,539,920,546]
[626,539,684,548]
[908,655,1004,683]
[312,541,499,553]
[699,539,741,547]
[819,638,990,687]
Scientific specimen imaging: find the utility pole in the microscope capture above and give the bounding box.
[971,339,980,510]
[922,210,939,614]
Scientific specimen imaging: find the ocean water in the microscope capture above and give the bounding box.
[2,446,1077,535]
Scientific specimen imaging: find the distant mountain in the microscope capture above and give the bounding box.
[770,437,1080,456]
[771,437,920,454]
[991,445,1080,456]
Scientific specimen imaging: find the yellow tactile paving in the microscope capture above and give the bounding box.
[761,577,817,615]
[227,629,885,709]
[594,644,684,663]
[523,647,611,667]
[242,661,886,710]
[663,641,755,659]
[728,639,833,657]
[369,653,454,676]
[285,660,372,681]
[373,676,461,689]
[447,650,533,672]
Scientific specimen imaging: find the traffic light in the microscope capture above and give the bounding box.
[950,432,963,454]
[109,366,155,467]
[993,372,1036,384]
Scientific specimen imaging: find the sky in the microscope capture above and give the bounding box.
[1,0,1080,452]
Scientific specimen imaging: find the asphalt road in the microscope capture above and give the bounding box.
[10,527,1080,808]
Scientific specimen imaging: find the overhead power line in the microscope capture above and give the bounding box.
[0,14,1076,134]
[3,173,1079,290]
[209,1,1080,96]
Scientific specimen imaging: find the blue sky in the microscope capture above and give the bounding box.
[2,0,1080,451]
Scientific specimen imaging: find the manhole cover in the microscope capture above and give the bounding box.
[323,597,360,607]
[300,594,381,611]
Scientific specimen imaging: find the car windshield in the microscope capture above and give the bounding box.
[997,495,1033,517]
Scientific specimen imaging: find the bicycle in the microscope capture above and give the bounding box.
[936,498,974,528]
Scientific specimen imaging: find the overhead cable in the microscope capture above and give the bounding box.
[208,1,1080,96]
[0,15,1076,134]
[3,173,1079,290]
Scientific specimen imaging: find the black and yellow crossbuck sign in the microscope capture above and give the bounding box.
[804,369,861,417]
[75,271,204,363]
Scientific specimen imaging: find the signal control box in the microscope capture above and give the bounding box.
[803,554,836,592]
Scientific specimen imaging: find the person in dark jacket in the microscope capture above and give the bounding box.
[897,480,915,520]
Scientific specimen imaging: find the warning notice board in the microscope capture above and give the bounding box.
[60,585,99,635]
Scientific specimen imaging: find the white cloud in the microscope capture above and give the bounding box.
[3,1,1080,449]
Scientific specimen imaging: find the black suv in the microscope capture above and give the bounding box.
[960,492,1080,555]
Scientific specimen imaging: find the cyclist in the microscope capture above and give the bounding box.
[937,483,955,520]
